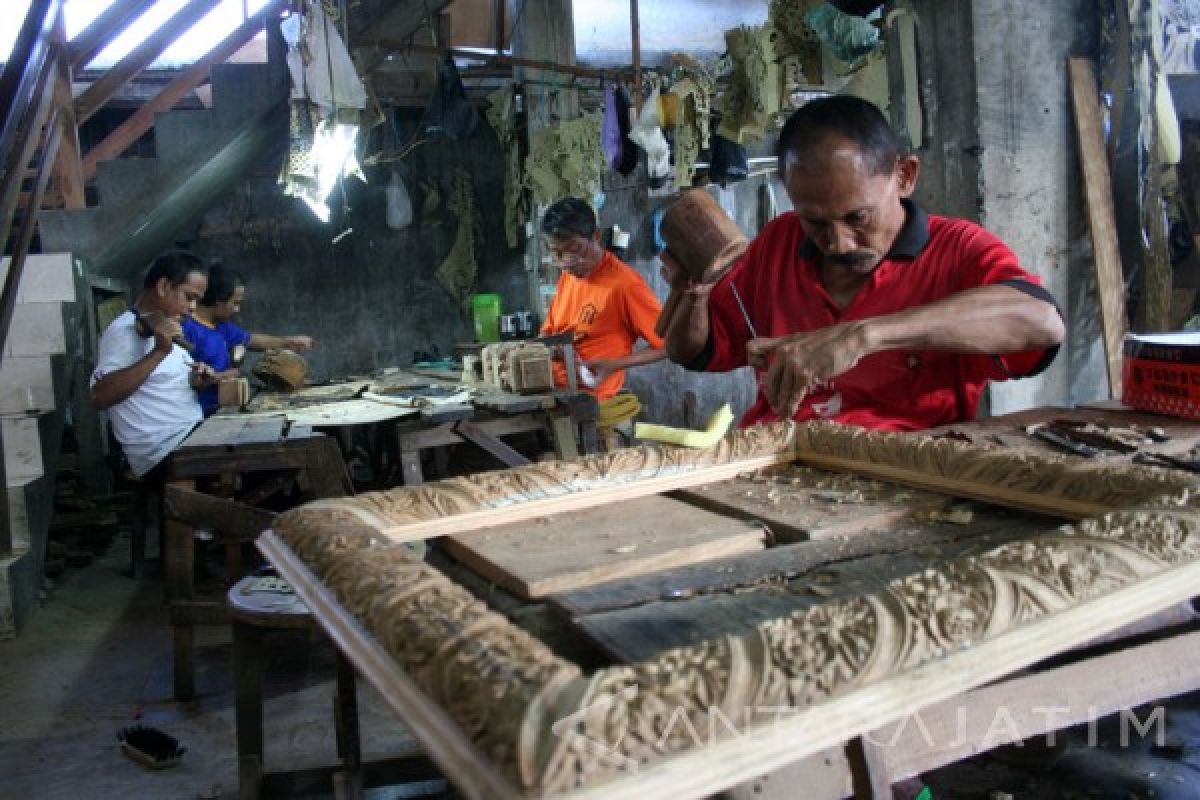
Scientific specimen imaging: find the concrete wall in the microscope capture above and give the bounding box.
[905,0,1107,411]
[192,130,772,426]
[191,119,529,383]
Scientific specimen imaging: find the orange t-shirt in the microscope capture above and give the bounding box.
[540,251,664,400]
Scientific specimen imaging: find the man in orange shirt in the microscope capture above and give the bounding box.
[540,198,665,400]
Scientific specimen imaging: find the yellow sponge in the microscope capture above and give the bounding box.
[634,404,734,448]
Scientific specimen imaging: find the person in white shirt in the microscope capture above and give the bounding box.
[90,252,218,477]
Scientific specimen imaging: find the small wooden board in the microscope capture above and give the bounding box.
[565,506,1062,663]
[672,463,951,543]
[180,414,286,448]
[442,494,767,600]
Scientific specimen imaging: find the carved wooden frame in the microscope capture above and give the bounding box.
[261,421,1200,799]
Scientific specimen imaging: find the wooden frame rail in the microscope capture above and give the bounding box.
[261,421,1200,799]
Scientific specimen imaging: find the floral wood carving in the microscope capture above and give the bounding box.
[271,422,1200,794]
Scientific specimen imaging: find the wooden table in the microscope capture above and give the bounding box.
[164,415,352,701]
[244,369,601,485]
[257,406,1200,799]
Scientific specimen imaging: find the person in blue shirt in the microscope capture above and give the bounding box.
[182,263,314,415]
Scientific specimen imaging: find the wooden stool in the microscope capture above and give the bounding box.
[229,575,359,800]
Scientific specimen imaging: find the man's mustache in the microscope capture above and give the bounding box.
[827,251,876,267]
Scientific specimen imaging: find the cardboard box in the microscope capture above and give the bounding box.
[1121,332,1200,419]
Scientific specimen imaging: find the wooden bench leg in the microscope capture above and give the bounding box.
[549,415,579,461]
[234,619,265,800]
[846,735,895,800]
[333,650,363,796]
[130,482,147,579]
[165,479,196,701]
[399,449,424,486]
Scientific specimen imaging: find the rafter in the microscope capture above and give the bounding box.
[83,0,288,179]
[68,0,154,70]
[74,0,223,125]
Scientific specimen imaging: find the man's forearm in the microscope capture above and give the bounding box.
[90,350,168,410]
[610,347,667,370]
[664,292,713,364]
[248,333,286,350]
[861,284,1064,357]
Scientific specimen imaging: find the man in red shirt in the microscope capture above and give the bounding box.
[540,198,665,400]
[663,95,1065,430]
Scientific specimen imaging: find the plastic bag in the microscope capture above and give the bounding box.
[628,88,671,187]
[385,170,413,230]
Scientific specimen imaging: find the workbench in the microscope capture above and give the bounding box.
[255,406,1200,799]
[241,367,600,485]
[163,414,352,701]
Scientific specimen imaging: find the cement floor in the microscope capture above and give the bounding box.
[2,532,1200,800]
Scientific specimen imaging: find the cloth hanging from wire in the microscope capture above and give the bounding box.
[278,0,369,222]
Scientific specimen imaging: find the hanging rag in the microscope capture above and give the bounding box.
[426,55,481,140]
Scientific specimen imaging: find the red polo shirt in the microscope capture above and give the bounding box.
[697,203,1058,430]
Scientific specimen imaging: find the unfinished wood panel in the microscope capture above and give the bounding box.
[672,463,951,543]
[1069,57,1127,397]
[443,494,766,599]
[178,414,286,449]
[550,505,1045,618]
[565,507,1057,662]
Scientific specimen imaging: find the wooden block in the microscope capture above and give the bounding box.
[217,377,249,409]
[442,494,767,599]
[672,463,951,543]
[179,414,286,449]
[2,416,43,483]
[0,356,54,414]
[513,355,554,394]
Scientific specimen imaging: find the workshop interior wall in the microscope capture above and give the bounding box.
[192,114,527,384]
[904,0,1106,410]
[190,91,770,426]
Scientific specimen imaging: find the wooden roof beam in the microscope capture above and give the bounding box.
[69,0,154,70]
[74,0,223,125]
[358,0,455,45]
[82,0,288,180]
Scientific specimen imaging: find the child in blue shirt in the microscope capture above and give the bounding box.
[182,264,314,415]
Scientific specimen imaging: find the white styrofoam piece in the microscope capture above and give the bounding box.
[0,356,54,414]
[6,483,31,551]
[1,416,43,483]
[3,302,65,357]
[0,554,18,639]
[0,253,77,304]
